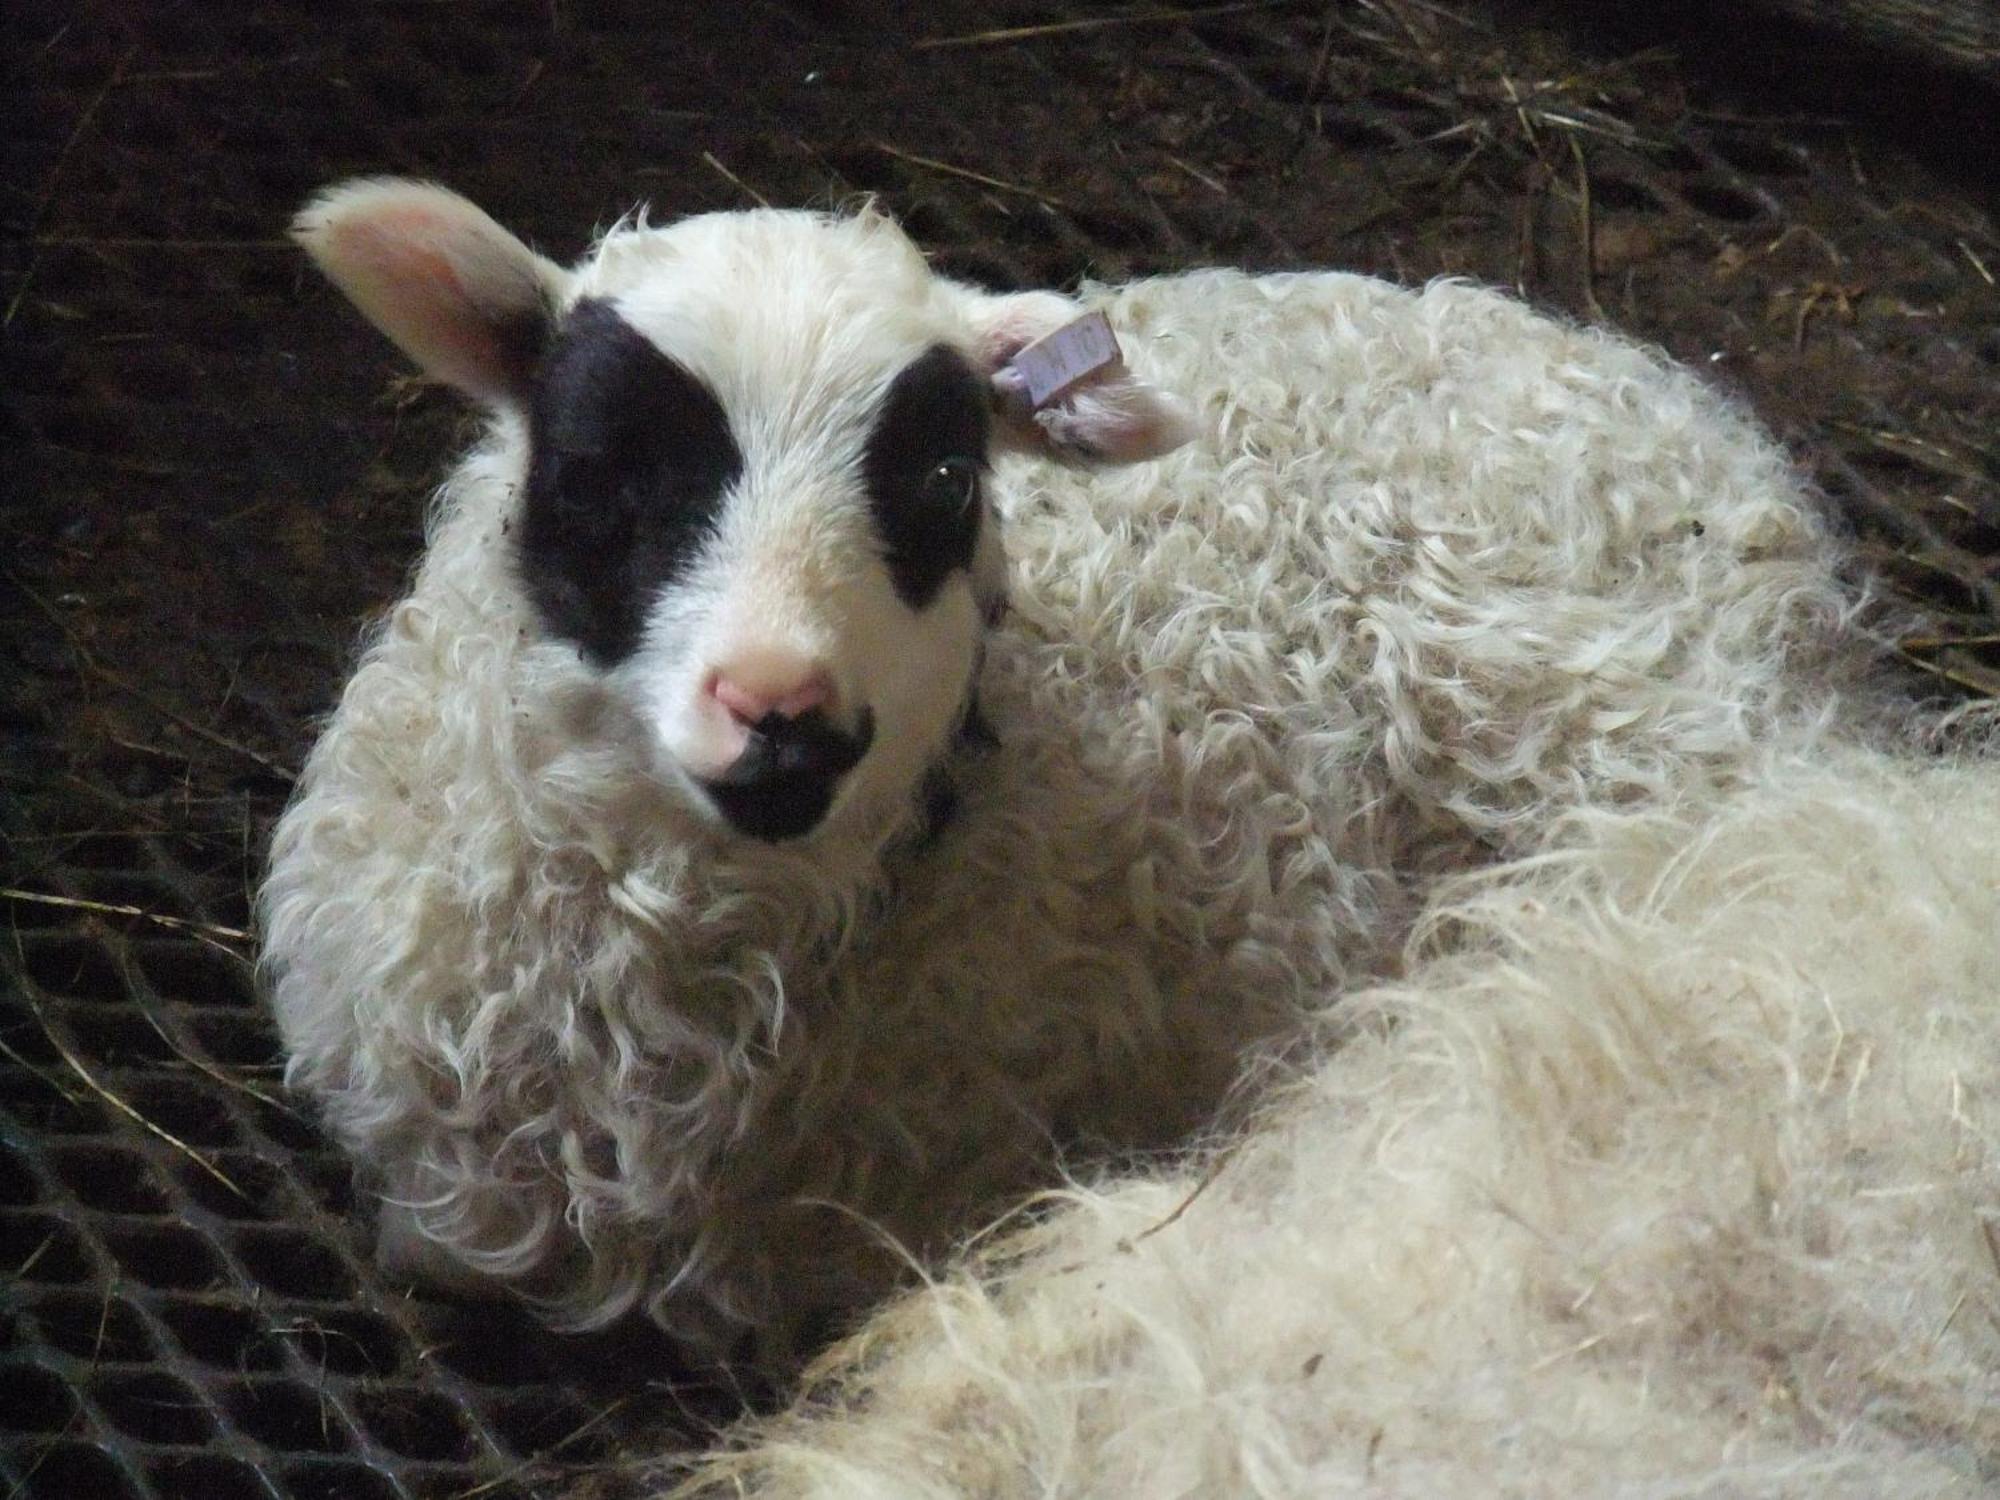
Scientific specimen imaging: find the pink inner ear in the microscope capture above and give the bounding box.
[323,209,523,404]
[973,322,1037,374]
[967,291,1194,464]
[1032,378,1198,465]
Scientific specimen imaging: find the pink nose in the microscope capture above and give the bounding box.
[707,658,835,727]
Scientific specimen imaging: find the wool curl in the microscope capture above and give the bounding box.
[661,731,2000,1498]
[261,238,1869,1357]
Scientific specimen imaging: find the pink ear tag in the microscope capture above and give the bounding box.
[1004,310,1124,410]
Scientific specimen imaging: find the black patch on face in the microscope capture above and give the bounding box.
[861,345,991,610]
[518,299,743,666]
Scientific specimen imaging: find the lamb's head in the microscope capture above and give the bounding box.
[294,179,1194,844]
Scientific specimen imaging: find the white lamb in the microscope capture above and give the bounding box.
[260,179,1857,1362]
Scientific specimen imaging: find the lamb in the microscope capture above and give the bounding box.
[260,178,1856,1361]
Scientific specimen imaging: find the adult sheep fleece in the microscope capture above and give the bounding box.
[665,740,2000,1498]
[260,187,1851,1357]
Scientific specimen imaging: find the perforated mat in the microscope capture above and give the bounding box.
[4,3,1997,1497]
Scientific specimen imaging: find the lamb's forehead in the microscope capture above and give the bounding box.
[561,207,969,420]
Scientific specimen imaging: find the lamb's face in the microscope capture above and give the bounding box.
[519,214,1001,841]
[291,181,1194,846]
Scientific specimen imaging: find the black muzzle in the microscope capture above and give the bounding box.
[700,706,877,841]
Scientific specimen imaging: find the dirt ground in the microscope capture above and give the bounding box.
[3,3,1997,1497]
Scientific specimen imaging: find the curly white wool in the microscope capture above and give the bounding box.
[261,229,1858,1355]
[666,737,2000,1496]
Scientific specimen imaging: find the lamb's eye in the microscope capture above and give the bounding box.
[921,456,980,513]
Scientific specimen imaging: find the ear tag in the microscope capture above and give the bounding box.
[995,310,1124,412]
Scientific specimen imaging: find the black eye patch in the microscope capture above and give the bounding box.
[518,299,743,667]
[862,345,991,610]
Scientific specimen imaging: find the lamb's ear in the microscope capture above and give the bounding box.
[292,178,568,409]
[962,289,1198,465]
